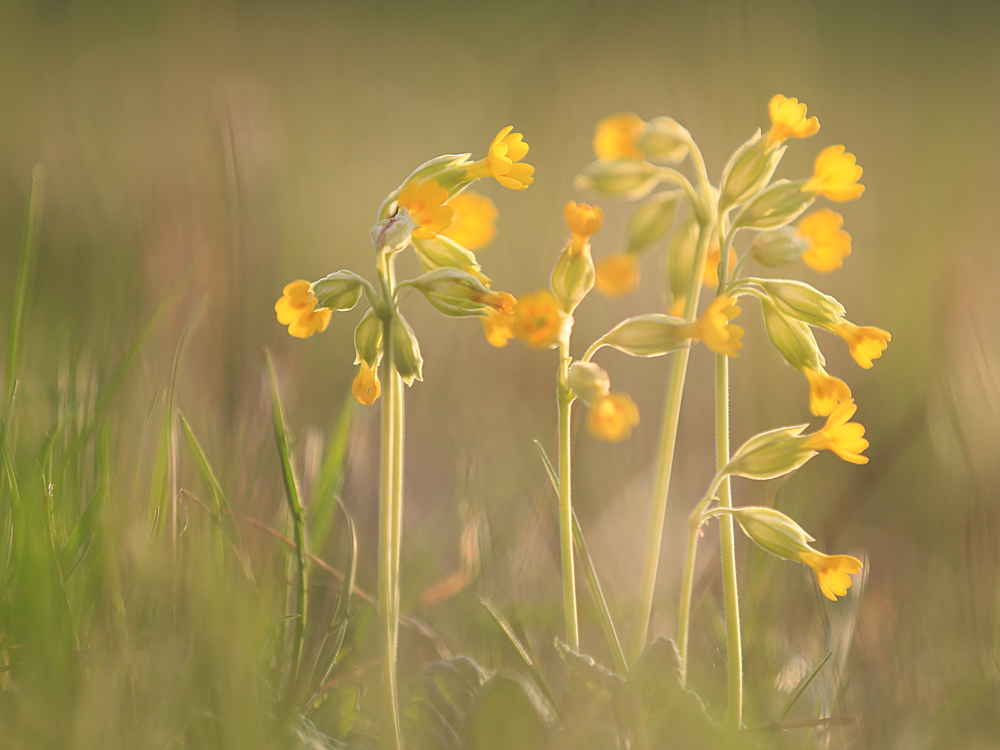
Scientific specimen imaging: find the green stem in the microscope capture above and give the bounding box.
[557,339,579,651]
[677,497,710,686]
[716,350,742,728]
[630,216,715,662]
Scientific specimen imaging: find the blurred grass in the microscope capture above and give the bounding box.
[1,0,999,746]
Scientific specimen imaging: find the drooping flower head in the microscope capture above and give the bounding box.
[677,296,744,356]
[804,398,869,464]
[799,550,863,601]
[512,289,570,349]
[481,307,516,348]
[802,365,852,417]
[803,145,865,201]
[587,393,640,442]
[564,200,604,255]
[766,94,820,146]
[275,280,332,339]
[397,179,453,239]
[595,252,641,298]
[442,191,498,250]
[797,209,852,272]
[826,321,891,369]
[352,360,381,405]
[593,113,646,160]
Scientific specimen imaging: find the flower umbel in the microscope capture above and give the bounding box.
[825,321,891,368]
[466,126,534,190]
[595,252,641,297]
[593,113,646,160]
[352,360,381,405]
[803,145,865,201]
[512,290,570,349]
[677,296,744,356]
[442,191,498,250]
[797,209,852,272]
[799,551,863,601]
[802,364,852,417]
[766,94,820,145]
[397,180,453,239]
[275,281,332,339]
[587,393,640,442]
[803,398,870,464]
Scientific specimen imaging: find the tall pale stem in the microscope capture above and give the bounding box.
[557,341,579,651]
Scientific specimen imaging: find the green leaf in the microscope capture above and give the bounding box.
[403,657,488,750]
[463,674,553,750]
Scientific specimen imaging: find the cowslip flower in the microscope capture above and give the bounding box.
[676,296,744,356]
[799,551,863,601]
[564,201,604,254]
[595,252,641,297]
[397,179,453,238]
[465,127,534,190]
[593,113,645,160]
[586,393,640,442]
[797,209,852,272]
[803,398,869,464]
[512,289,570,349]
[824,321,891,369]
[766,94,820,145]
[275,281,332,338]
[481,308,516,348]
[352,360,381,405]
[441,191,498,250]
[802,364,852,417]
[803,145,865,201]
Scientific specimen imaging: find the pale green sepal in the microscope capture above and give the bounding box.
[760,297,824,371]
[410,234,490,286]
[727,507,815,562]
[734,179,814,230]
[411,267,497,318]
[377,153,473,218]
[625,191,683,254]
[551,246,595,314]
[596,314,689,358]
[567,361,610,406]
[749,228,809,267]
[390,311,423,385]
[370,207,416,255]
[312,270,364,311]
[719,130,785,210]
[666,212,699,305]
[578,159,663,199]
[353,308,383,367]
[723,424,815,481]
[758,280,846,327]
[638,117,690,165]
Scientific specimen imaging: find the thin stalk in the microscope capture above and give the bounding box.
[677,497,711,686]
[716,350,742,728]
[557,340,579,652]
[630,217,715,662]
[389,354,404,654]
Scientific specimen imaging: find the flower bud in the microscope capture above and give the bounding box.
[353,308,383,368]
[412,267,513,319]
[370,207,417,255]
[596,314,688,358]
[577,159,662,199]
[722,425,814,481]
[749,228,809,267]
[625,191,682,254]
[551,246,595,314]
[567,361,610,406]
[638,117,690,165]
[760,298,823,372]
[666,213,699,306]
[390,311,423,385]
[727,507,815,562]
[735,180,814,231]
[758,280,845,327]
[719,131,785,209]
[312,271,364,311]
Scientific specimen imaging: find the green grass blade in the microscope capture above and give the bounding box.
[779,650,832,722]
[309,394,355,551]
[534,440,628,675]
[178,411,227,521]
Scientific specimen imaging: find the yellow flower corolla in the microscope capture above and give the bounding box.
[803,145,865,201]
[587,393,640,442]
[797,209,852,272]
[593,113,645,160]
[483,290,517,316]
[564,200,603,255]
[512,289,569,349]
[481,308,516,348]
[799,550,863,601]
[677,296,744,356]
[802,365,852,417]
[275,280,332,339]
[352,360,381,406]
[702,244,739,287]
[466,127,534,190]
[441,191,498,250]
[827,321,891,369]
[595,253,641,298]
[397,179,453,239]
[804,398,869,464]
[766,94,820,145]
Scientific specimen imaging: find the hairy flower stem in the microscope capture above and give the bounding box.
[630,217,715,662]
[557,340,580,652]
[677,497,710,686]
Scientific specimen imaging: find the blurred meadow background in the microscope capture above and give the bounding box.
[2,0,999,747]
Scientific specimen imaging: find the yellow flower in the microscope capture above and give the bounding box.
[825,321,891,369]
[702,244,738,287]
[803,145,865,202]
[802,365,852,417]
[766,94,820,145]
[586,393,640,442]
[275,280,332,339]
[441,191,498,250]
[593,113,645,160]
[797,209,852,272]
[803,398,869,464]
[799,550,863,601]
[512,289,569,349]
[595,253,641,298]
[465,126,534,190]
[397,179,453,239]
[564,200,603,255]
[352,360,381,405]
[676,296,744,356]
[481,307,516,348]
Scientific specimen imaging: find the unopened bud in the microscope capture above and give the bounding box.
[760,298,823,372]
[596,314,689,358]
[625,191,682,254]
[551,246,595,314]
[391,312,423,385]
[719,131,786,209]
[412,267,512,318]
[723,425,814,481]
[578,159,662,199]
[735,180,814,231]
[353,308,383,368]
[749,228,809,267]
[567,361,610,406]
[727,507,814,562]
[638,117,690,165]
[758,280,845,327]
[312,270,364,311]
[371,207,417,255]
